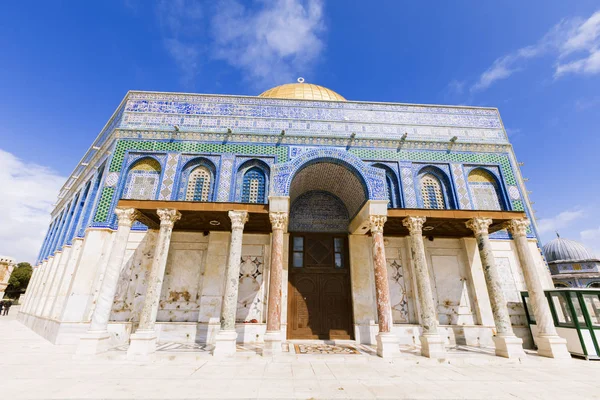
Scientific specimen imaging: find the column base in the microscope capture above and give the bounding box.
[536,335,571,359]
[492,335,525,359]
[420,334,446,358]
[376,333,401,358]
[213,330,238,357]
[127,330,157,361]
[75,330,111,356]
[262,331,283,356]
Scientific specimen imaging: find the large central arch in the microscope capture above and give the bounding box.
[270,148,388,203]
[276,148,386,340]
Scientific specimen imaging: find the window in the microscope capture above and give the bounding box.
[242,167,266,203]
[570,293,587,325]
[582,294,600,326]
[124,158,161,200]
[550,293,574,326]
[468,169,502,211]
[334,237,344,268]
[292,236,304,268]
[421,174,445,209]
[186,166,211,201]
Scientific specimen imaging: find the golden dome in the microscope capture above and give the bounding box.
[259,79,346,101]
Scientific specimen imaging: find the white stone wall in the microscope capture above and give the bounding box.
[18,226,548,350]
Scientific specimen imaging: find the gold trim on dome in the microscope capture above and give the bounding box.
[259,83,346,101]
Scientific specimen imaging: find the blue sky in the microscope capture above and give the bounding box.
[1,1,599,262]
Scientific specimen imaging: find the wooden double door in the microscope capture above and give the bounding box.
[287,233,353,340]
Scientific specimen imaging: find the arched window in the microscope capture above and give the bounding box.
[186,166,212,201]
[242,167,266,203]
[420,174,446,209]
[124,158,161,200]
[468,169,503,211]
[373,164,401,208]
[588,282,600,288]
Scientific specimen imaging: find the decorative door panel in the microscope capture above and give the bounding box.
[287,234,353,340]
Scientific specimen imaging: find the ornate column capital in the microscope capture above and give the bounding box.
[504,218,530,237]
[115,207,140,228]
[402,216,426,235]
[369,215,387,234]
[269,211,288,231]
[466,217,493,236]
[156,208,182,228]
[228,210,249,230]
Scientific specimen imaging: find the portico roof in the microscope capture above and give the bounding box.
[118,199,526,238]
[384,209,527,237]
[117,200,270,233]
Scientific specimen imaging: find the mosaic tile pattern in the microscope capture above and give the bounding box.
[93,187,115,223]
[289,191,349,232]
[123,171,159,200]
[122,92,507,144]
[233,159,272,203]
[91,139,528,227]
[290,145,319,158]
[399,163,417,208]
[176,157,217,201]
[105,172,119,188]
[293,343,361,355]
[158,153,180,200]
[109,140,288,173]
[508,185,521,200]
[451,163,471,209]
[216,154,235,201]
[271,147,387,201]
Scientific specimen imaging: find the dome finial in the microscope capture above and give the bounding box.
[556,231,560,238]
[297,77,305,83]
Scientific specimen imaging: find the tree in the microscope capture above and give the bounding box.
[5,262,33,299]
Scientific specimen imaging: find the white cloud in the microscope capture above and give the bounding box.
[211,0,325,87]
[156,0,205,85]
[581,225,600,258]
[0,149,65,263]
[537,208,586,235]
[470,10,600,91]
[152,0,325,88]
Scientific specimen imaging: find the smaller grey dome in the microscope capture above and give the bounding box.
[543,237,596,263]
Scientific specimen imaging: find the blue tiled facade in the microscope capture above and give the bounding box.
[36,90,538,264]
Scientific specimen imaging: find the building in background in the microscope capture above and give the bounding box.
[543,235,600,288]
[0,256,16,299]
[18,80,570,360]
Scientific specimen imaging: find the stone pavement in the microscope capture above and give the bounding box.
[2,307,599,400]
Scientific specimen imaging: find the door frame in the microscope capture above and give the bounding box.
[286,232,354,340]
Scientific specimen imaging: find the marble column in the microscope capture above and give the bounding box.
[403,216,446,358]
[466,218,525,358]
[369,215,400,357]
[76,207,139,355]
[128,208,181,359]
[505,219,570,359]
[213,211,249,356]
[263,211,287,356]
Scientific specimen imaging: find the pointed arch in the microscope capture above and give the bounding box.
[177,158,217,202]
[235,159,270,204]
[372,163,401,208]
[468,168,506,211]
[416,165,456,210]
[123,157,162,200]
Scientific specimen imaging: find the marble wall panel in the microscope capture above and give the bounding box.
[157,232,208,322]
[426,240,476,326]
